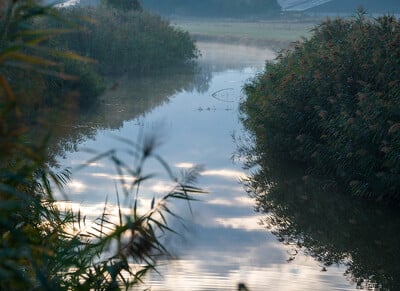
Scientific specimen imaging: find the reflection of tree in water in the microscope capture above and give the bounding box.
[238,141,400,290]
[33,63,211,162]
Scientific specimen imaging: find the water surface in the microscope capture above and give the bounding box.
[57,42,356,290]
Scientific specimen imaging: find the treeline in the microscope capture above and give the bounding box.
[142,0,281,18]
[308,0,400,14]
[241,13,400,203]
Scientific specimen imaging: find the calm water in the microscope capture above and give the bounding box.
[56,42,359,290]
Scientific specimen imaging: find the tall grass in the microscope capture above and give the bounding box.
[0,1,203,289]
[241,11,400,202]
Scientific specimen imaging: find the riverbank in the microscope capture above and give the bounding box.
[171,18,318,49]
[241,14,400,202]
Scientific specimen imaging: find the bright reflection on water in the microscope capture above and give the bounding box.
[57,42,355,290]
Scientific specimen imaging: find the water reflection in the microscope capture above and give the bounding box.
[46,42,274,161]
[43,64,209,161]
[56,42,355,290]
[241,151,400,290]
[197,42,276,73]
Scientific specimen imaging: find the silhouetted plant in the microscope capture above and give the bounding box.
[0,1,203,289]
[241,11,400,202]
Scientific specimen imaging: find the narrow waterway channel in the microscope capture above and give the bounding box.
[56,42,356,290]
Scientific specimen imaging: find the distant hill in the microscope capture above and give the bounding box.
[307,0,400,13]
[141,0,281,18]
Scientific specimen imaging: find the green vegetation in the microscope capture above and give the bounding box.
[11,1,198,152]
[173,19,315,48]
[53,7,198,77]
[241,13,400,202]
[1,0,198,140]
[0,0,202,289]
[142,0,281,18]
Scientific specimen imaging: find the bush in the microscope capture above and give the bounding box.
[45,59,106,110]
[54,7,199,76]
[241,12,400,202]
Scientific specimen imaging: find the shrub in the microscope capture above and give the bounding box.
[53,7,199,76]
[45,58,106,110]
[241,12,400,202]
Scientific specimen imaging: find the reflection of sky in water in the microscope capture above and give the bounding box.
[57,43,354,290]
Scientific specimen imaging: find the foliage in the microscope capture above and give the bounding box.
[142,0,281,18]
[0,0,203,289]
[44,58,106,110]
[241,12,400,202]
[52,6,199,76]
[0,0,106,130]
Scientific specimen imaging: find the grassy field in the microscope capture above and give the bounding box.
[171,18,318,49]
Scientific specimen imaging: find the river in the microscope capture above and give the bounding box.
[55,41,365,290]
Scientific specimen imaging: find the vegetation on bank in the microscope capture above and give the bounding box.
[52,7,198,77]
[142,0,281,18]
[241,12,400,202]
[0,0,202,289]
[6,0,198,148]
[5,0,198,125]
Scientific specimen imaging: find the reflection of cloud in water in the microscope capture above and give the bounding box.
[66,180,87,193]
[214,216,263,231]
[146,256,351,291]
[175,162,196,168]
[55,199,160,227]
[70,160,106,168]
[201,168,246,180]
[90,172,136,183]
[148,181,176,193]
[208,196,253,207]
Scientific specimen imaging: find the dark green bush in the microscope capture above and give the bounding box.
[45,58,106,110]
[54,7,199,76]
[241,13,400,202]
